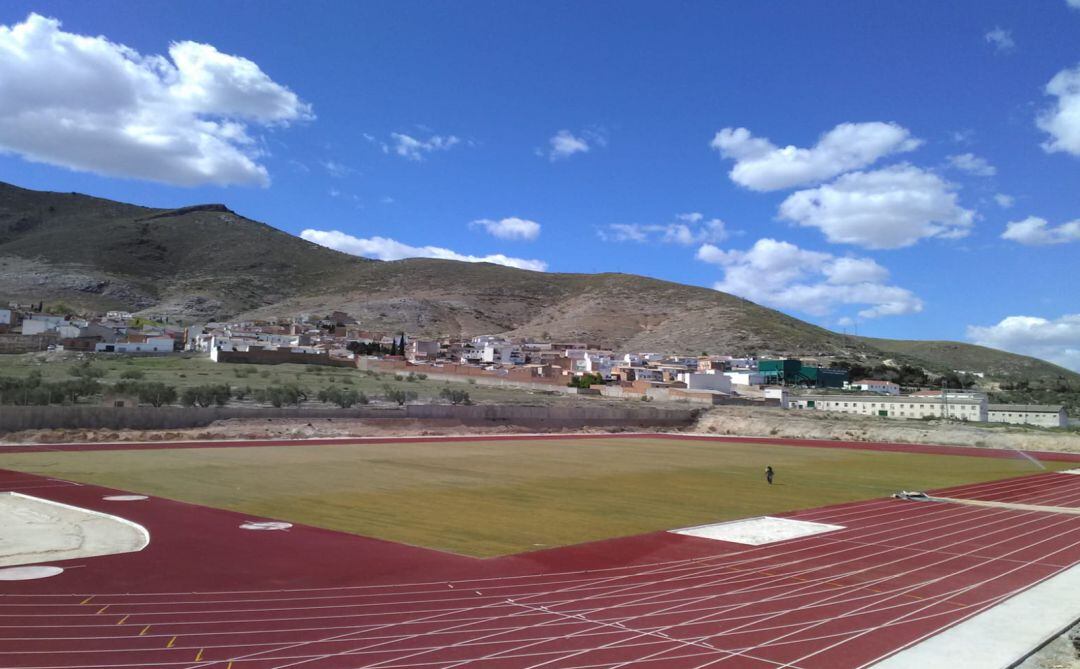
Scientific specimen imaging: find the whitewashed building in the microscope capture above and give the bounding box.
[676,372,732,393]
[787,394,987,421]
[482,343,524,365]
[95,335,175,353]
[725,371,765,386]
[987,405,1067,428]
[848,379,900,395]
[0,308,11,326]
[20,315,66,335]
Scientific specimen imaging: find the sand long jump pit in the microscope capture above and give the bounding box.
[0,492,149,569]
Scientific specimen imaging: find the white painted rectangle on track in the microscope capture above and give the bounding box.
[869,561,1080,669]
[670,516,844,545]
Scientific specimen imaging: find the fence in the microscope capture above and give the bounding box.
[0,405,699,433]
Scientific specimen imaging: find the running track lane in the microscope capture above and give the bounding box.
[4,471,1080,667]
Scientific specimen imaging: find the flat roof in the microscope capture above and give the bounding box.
[795,394,984,404]
[987,404,1065,413]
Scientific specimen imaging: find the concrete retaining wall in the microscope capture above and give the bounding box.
[0,405,699,433]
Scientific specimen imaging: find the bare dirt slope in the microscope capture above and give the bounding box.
[694,406,1080,454]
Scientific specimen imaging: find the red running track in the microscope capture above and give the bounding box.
[3,446,1080,667]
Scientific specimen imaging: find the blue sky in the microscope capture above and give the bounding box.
[1,1,1079,369]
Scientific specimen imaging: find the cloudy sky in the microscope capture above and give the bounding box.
[1,2,1079,370]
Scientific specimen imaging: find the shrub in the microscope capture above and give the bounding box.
[134,382,177,407]
[181,384,232,407]
[119,369,145,380]
[68,362,105,380]
[383,384,417,406]
[439,388,471,405]
[253,384,307,408]
[318,386,362,408]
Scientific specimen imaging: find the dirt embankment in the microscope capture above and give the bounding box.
[693,405,1080,454]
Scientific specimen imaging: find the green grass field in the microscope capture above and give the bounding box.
[0,437,1067,557]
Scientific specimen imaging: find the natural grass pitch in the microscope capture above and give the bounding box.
[0,437,1068,557]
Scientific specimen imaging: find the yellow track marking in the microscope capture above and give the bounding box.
[139,625,150,636]
[166,636,176,649]
[116,615,128,625]
[80,596,93,605]
[95,605,109,614]
[195,649,204,661]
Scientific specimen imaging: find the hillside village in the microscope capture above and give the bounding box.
[1,303,1070,429]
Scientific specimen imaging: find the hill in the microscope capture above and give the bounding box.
[0,180,1075,385]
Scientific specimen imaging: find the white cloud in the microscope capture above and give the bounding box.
[1070,0,1080,8]
[778,164,976,249]
[984,27,1015,52]
[599,213,728,245]
[968,314,1080,372]
[709,122,921,191]
[0,14,311,186]
[547,130,590,160]
[469,217,541,241]
[947,153,996,176]
[386,132,461,161]
[951,129,976,145]
[994,193,1015,209]
[300,229,547,272]
[1038,63,1080,156]
[321,160,354,178]
[696,238,922,319]
[1001,216,1080,245]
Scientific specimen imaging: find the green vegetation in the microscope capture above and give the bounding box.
[316,386,367,408]
[1,437,1069,557]
[828,360,979,390]
[179,384,232,407]
[568,372,605,389]
[382,384,418,406]
[0,353,627,407]
[439,387,471,405]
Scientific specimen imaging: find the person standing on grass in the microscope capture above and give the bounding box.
[765,465,774,485]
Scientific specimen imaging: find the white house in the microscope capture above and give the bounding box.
[105,311,133,321]
[482,343,524,365]
[55,324,81,339]
[987,404,1067,428]
[676,372,732,393]
[95,335,174,353]
[848,379,900,395]
[0,308,12,326]
[21,315,66,335]
[459,345,484,365]
[255,332,302,348]
[406,339,441,361]
[725,371,765,386]
[787,394,987,421]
